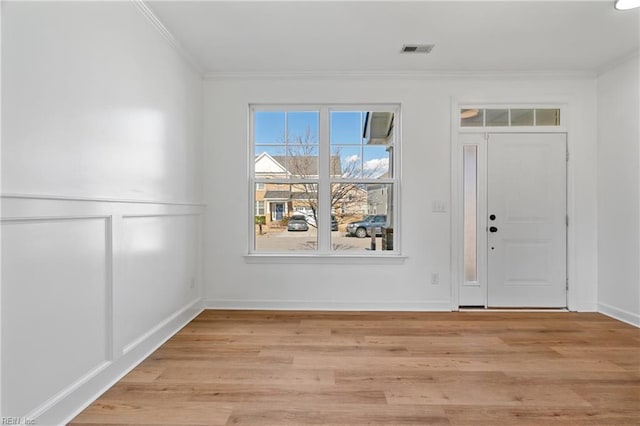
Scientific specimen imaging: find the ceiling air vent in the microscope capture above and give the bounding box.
[401,44,435,54]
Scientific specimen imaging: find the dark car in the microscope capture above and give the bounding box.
[346,214,387,238]
[287,214,309,231]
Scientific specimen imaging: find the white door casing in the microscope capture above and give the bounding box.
[487,133,567,307]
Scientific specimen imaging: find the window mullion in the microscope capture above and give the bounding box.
[317,107,331,252]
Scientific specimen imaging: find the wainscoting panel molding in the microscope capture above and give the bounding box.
[0,195,205,424]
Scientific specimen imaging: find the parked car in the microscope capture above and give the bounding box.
[346,214,387,238]
[287,214,309,231]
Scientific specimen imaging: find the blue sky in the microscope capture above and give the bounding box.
[254,111,390,178]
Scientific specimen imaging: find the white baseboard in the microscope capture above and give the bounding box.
[203,299,452,311]
[573,301,598,312]
[122,298,203,355]
[34,299,204,426]
[598,302,640,327]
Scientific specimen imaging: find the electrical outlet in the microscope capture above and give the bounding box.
[431,273,439,285]
[432,201,447,213]
[190,277,196,289]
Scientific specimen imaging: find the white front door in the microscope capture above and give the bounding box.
[487,133,567,307]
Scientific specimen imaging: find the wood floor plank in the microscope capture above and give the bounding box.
[258,344,411,358]
[385,383,591,407]
[179,324,331,337]
[570,383,640,409]
[155,366,336,386]
[70,311,640,425]
[70,400,233,425]
[503,370,640,385]
[551,346,640,370]
[149,351,294,367]
[444,406,640,426]
[187,384,388,405]
[363,335,507,346]
[94,383,388,405]
[167,334,365,346]
[335,369,509,387]
[453,357,627,373]
[225,403,449,425]
[294,354,463,371]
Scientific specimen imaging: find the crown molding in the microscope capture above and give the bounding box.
[132,0,204,76]
[204,69,597,81]
[596,49,640,77]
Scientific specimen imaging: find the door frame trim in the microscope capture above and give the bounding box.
[450,99,574,311]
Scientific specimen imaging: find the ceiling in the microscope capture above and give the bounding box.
[147,1,640,75]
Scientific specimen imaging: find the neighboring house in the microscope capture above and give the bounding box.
[364,115,394,220]
[255,152,369,225]
[336,185,369,217]
[254,153,290,223]
[366,173,391,215]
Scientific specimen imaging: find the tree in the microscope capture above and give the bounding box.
[283,126,386,227]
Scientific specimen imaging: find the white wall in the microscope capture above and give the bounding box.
[202,75,598,312]
[1,2,204,423]
[0,2,626,422]
[1,2,202,202]
[597,55,640,326]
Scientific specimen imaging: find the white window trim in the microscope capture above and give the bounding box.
[248,103,403,259]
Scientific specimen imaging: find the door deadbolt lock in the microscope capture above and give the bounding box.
[489,214,496,221]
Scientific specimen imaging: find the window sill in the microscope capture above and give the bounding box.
[244,253,407,264]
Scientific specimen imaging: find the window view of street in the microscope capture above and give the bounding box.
[252,107,397,253]
[254,225,385,252]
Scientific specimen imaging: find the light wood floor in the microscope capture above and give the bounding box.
[71,310,640,425]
